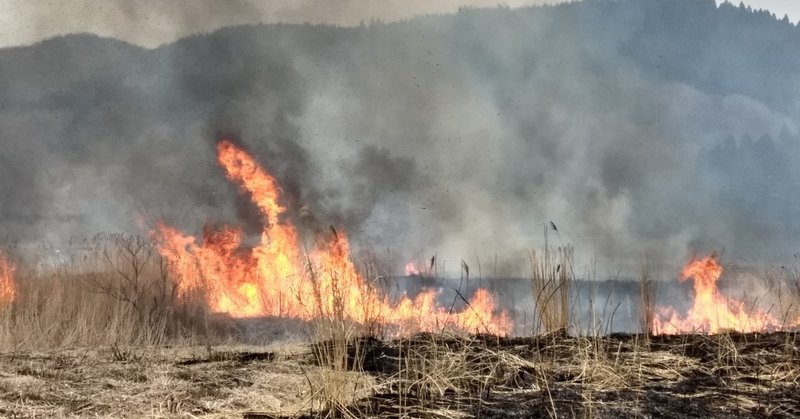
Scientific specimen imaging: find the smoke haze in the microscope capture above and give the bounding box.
[0,0,559,49]
[2,0,800,275]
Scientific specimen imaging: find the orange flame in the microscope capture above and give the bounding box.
[653,255,791,334]
[154,139,511,335]
[0,251,16,306]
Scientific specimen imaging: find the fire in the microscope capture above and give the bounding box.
[154,139,510,335]
[653,255,790,334]
[404,261,422,276]
[0,251,16,306]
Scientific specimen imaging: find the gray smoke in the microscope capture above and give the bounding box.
[1,0,800,277]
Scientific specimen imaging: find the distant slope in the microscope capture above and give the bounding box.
[1,0,799,266]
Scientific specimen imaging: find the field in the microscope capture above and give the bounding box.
[5,2,800,418]
[0,328,798,418]
[1,236,800,418]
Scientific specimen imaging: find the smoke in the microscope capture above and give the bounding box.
[1,0,799,276]
[0,0,559,49]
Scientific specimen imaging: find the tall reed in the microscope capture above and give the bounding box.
[529,242,573,334]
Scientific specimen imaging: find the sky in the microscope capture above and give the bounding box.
[0,0,796,49]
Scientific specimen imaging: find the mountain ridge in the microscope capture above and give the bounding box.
[1,0,799,266]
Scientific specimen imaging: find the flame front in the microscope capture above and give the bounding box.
[0,251,16,306]
[155,139,510,335]
[653,255,792,334]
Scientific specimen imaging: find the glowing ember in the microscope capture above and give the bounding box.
[154,139,510,335]
[404,261,422,276]
[0,251,16,306]
[653,255,790,334]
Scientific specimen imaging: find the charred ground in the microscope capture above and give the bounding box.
[0,331,797,418]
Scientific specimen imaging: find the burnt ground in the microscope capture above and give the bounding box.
[0,332,798,418]
[293,331,799,419]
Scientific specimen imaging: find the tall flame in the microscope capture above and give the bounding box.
[653,255,793,334]
[0,251,16,306]
[154,139,511,335]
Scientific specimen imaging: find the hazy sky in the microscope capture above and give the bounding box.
[0,0,796,49]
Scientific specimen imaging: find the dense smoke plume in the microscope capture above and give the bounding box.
[1,0,800,276]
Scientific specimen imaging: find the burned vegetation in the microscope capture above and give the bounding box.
[302,331,800,418]
[0,331,797,418]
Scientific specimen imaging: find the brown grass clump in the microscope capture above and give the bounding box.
[765,258,800,328]
[303,246,384,418]
[294,331,800,418]
[639,262,656,337]
[529,244,573,334]
[0,234,207,351]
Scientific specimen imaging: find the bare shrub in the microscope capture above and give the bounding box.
[0,234,207,350]
[81,235,176,322]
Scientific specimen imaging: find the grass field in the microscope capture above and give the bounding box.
[0,330,797,418]
[0,235,799,418]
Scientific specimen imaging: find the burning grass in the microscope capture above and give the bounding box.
[653,255,800,334]
[1,140,800,417]
[153,139,511,336]
[0,237,800,417]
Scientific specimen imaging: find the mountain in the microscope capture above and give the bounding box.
[1,0,799,268]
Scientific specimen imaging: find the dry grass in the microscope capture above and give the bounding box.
[765,258,800,329]
[529,244,573,334]
[0,342,334,418]
[0,234,206,351]
[1,235,800,418]
[287,331,800,418]
[306,317,373,419]
[302,242,386,418]
[0,330,797,418]
[639,262,656,337]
